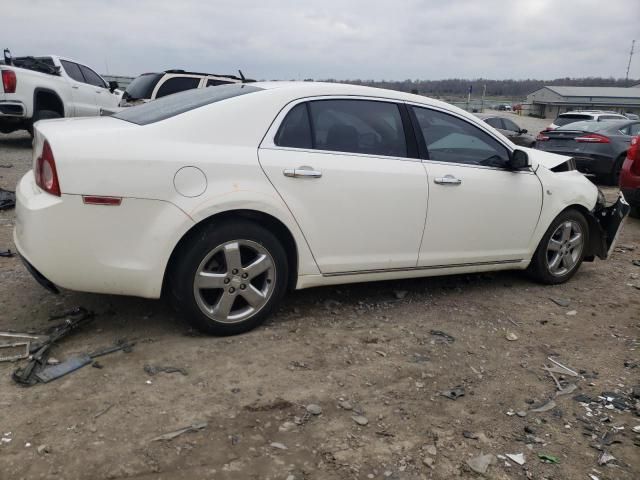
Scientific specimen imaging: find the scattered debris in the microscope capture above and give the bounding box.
[0,249,14,258]
[466,454,495,474]
[597,452,615,466]
[352,415,369,426]
[48,306,91,322]
[530,399,556,413]
[94,404,113,419]
[306,404,322,415]
[549,297,570,307]
[505,332,518,341]
[633,259,640,267]
[566,310,577,316]
[338,400,353,411]
[506,453,525,465]
[270,442,288,450]
[143,365,188,376]
[244,398,293,412]
[36,444,50,455]
[441,386,465,400]
[34,340,135,383]
[422,456,435,468]
[150,421,207,441]
[556,384,578,396]
[0,163,13,168]
[547,357,579,377]
[463,431,479,439]
[538,453,559,464]
[0,188,15,210]
[429,330,455,344]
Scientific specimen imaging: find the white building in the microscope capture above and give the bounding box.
[526,86,640,118]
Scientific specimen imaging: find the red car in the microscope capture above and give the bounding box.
[620,135,640,217]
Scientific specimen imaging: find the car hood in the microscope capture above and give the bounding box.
[520,146,574,170]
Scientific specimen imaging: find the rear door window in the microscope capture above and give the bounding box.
[79,65,106,88]
[60,60,85,83]
[155,76,201,98]
[412,106,510,168]
[308,100,407,157]
[502,119,520,132]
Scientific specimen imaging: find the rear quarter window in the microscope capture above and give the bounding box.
[114,83,262,125]
[124,73,163,100]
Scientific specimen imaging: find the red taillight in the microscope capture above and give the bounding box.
[536,132,549,141]
[35,141,61,196]
[629,136,640,176]
[575,133,610,143]
[1,69,16,93]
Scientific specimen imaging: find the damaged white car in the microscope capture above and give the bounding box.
[14,82,629,335]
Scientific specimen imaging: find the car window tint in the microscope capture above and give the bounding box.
[207,79,232,87]
[60,60,84,83]
[503,119,520,132]
[79,65,106,88]
[555,114,591,126]
[413,107,510,168]
[275,103,312,149]
[630,123,640,136]
[308,100,407,157]
[484,118,503,129]
[598,115,623,121]
[156,77,201,98]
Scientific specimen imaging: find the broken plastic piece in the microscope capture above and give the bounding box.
[441,386,465,400]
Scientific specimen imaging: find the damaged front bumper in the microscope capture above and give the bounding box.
[584,192,631,260]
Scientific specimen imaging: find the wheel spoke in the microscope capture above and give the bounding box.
[560,222,572,242]
[244,254,272,279]
[212,292,236,319]
[548,239,563,252]
[562,253,575,270]
[195,272,227,289]
[568,232,582,248]
[240,285,266,308]
[548,252,562,271]
[224,242,243,272]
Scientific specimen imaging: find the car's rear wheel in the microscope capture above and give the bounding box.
[527,209,589,284]
[169,220,288,335]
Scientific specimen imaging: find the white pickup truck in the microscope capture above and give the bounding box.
[0,51,121,135]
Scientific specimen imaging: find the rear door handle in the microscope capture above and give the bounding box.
[434,175,462,185]
[283,166,322,178]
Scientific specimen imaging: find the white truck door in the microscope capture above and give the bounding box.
[78,64,119,114]
[59,60,98,116]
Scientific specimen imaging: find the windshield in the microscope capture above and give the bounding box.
[554,114,592,126]
[123,73,163,100]
[114,83,263,125]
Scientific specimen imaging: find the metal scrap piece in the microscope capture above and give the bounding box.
[150,421,207,441]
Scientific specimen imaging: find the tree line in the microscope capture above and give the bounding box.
[306,77,640,99]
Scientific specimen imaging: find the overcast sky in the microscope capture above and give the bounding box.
[4,0,640,80]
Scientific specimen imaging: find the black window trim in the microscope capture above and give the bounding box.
[78,63,107,89]
[405,101,531,173]
[268,96,421,161]
[152,74,203,99]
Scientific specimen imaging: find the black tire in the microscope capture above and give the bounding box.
[169,219,288,335]
[606,154,626,186]
[527,209,589,284]
[28,110,62,136]
[630,205,640,219]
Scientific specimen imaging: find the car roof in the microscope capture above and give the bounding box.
[557,119,636,131]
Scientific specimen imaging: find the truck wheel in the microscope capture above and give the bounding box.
[169,219,289,336]
[28,110,62,136]
[527,209,589,284]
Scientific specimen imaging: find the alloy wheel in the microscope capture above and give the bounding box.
[546,220,584,277]
[193,240,276,324]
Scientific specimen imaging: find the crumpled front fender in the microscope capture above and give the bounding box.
[584,192,631,260]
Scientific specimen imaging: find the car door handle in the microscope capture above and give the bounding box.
[434,175,462,185]
[71,85,79,89]
[283,166,322,178]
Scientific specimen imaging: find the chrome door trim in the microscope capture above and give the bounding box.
[322,259,523,277]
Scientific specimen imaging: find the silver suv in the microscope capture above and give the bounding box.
[119,69,253,107]
[548,110,627,130]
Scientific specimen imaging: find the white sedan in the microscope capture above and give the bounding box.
[14,82,629,335]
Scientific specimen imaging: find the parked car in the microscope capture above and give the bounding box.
[15,83,629,335]
[119,69,252,107]
[624,112,640,120]
[620,135,640,217]
[475,114,536,147]
[0,50,121,134]
[536,120,640,184]
[546,111,627,130]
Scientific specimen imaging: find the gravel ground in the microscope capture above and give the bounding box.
[0,130,639,480]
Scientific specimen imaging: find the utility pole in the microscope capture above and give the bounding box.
[481,84,486,112]
[626,39,635,86]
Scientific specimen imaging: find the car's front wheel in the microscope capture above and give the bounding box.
[527,209,589,284]
[169,220,288,335]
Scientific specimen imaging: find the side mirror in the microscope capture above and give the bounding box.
[108,80,118,93]
[519,128,528,134]
[508,149,530,170]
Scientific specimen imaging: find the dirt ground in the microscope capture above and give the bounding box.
[0,130,639,480]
